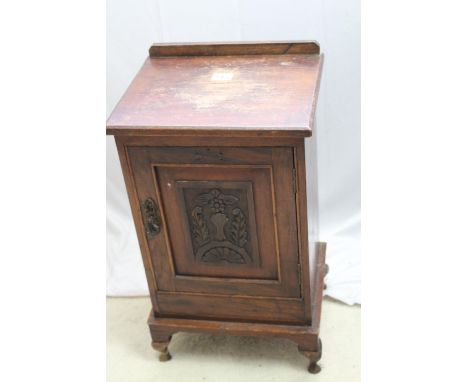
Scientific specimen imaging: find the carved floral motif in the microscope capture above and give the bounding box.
[189,189,250,264]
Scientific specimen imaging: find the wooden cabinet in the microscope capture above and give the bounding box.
[107,41,327,373]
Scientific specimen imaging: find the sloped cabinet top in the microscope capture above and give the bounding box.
[106,41,323,138]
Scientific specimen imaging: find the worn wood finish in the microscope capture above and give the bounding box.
[148,314,320,350]
[149,41,320,57]
[108,42,325,373]
[107,44,323,138]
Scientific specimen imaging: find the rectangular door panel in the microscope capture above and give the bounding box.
[157,165,276,280]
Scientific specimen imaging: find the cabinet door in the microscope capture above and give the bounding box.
[128,146,300,300]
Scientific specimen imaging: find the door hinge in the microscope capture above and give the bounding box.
[292,168,297,194]
[297,262,302,292]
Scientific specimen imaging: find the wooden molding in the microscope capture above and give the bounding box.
[149,41,320,57]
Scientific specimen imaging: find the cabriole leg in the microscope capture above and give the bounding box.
[151,336,172,362]
[298,337,322,374]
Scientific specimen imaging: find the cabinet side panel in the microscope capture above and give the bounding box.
[305,132,320,242]
[295,140,313,323]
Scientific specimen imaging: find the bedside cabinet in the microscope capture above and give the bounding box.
[107,41,327,373]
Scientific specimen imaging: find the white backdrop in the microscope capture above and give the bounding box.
[106,0,360,305]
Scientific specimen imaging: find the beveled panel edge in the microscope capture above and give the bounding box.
[153,163,281,283]
[173,274,280,285]
[157,290,302,302]
[308,54,325,130]
[114,135,305,148]
[177,181,260,268]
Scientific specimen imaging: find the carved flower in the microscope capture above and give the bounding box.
[195,189,238,213]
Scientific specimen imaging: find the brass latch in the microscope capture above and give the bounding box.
[140,197,162,237]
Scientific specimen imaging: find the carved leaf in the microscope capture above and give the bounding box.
[195,193,213,205]
[228,208,247,248]
[191,206,210,248]
[219,194,239,205]
[195,189,239,207]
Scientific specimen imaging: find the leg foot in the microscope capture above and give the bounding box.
[151,337,172,362]
[299,338,322,374]
[308,362,321,374]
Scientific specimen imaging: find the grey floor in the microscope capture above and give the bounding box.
[107,297,360,381]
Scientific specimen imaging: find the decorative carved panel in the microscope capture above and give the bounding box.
[181,184,259,266]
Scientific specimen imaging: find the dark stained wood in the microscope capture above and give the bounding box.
[114,138,161,309]
[106,45,323,137]
[149,41,320,57]
[311,242,327,332]
[148,309,319,348]
[160,170,272,277]
[147,245,325,372]
[294,140,312,323]
[156,291,305,324]
[299,338,322,373]
[151,339,172,362]
[117,135,303,147]
[126,145,300,299]
[108,42,325,373]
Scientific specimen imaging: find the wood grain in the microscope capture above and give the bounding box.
[156,291,305,324]
[107,46,323,137]
[311,242,327,332]
[149,41,320,57]
[126,145,300,298]
[147,244,325,347]
[108,41,325,372]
